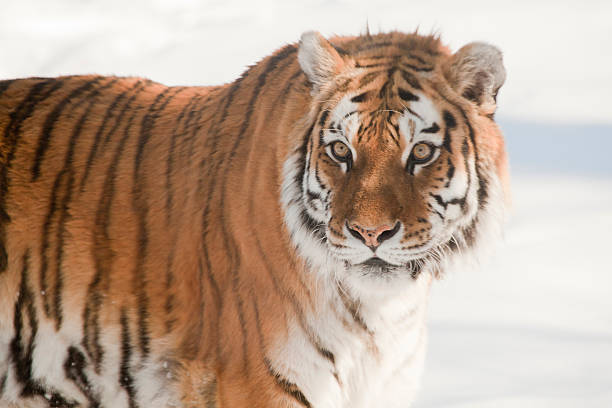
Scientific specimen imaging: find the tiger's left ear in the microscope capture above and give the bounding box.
[298,31,346,91]
[443,42,506,114]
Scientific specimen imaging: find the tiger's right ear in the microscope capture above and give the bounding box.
[298,31,345,91]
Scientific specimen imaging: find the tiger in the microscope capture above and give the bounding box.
[0,30,509,407]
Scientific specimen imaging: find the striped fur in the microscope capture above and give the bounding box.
[0,31,509,407]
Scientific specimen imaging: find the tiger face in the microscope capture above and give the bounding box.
[283,32,508,288]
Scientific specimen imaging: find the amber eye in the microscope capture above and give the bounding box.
[411,142,434,163]
[330,141,351,162]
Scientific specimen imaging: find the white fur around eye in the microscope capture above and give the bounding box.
[399,93,444,167]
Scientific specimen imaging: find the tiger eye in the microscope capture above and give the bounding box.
[412,142,432,161]
[332,141,350,160]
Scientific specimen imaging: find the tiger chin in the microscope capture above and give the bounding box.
[0,30,509,408]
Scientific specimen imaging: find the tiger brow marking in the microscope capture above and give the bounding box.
[48,77,119,330]
[0,78,64,274]
[32,76,104,181]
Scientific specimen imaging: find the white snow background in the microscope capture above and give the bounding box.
[1,0,611,406]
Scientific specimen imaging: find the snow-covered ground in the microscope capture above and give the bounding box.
[418,173,612,407]
[2,1,611,406]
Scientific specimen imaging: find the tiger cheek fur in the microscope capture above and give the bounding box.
[0,30,507,407]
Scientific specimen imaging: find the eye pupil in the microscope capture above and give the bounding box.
[333,142,349,158]
[412,143,432,160]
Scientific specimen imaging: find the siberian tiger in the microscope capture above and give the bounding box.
[0,30,509,407]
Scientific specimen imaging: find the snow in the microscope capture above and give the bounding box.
[1,1,611,406]
[417,174,612,407]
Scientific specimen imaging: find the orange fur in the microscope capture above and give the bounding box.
[0,31,508,407]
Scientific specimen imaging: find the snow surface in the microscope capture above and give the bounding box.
[1,1,611,406]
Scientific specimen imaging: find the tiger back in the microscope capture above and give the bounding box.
[0,31,508,407]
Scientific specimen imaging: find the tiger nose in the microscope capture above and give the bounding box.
[347,221,400,249]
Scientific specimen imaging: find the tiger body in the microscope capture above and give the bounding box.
[0,31,508,407]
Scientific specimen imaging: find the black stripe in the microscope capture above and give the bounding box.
[356,40,393,52]
[399,70,422,90]
[0,78,65,274]
[135,82,187,341]
[358,70,383,88]
[318,109,329,128]
[429,193,447,209]
[442,110,456,153]
[64,346,101,407]
[119,308,138,408]
[0,79,14,97]
[445,158,455,187]
[404,54,428,65]
[398,87,419,102]
[250,184,335,368]
[79,80,147,192]
[337,283,371,333]
[264,358,312,408]
[377,68,396,100]
[31,76,103,181]
[10,251,37,394]
[252,299,312,407]
[0,372,6,395]
[132,87,175,359]
[460,110,489,207]
[350,91,371,103]
[436,90,489,208]
[421,123,440,134]
[216,45,298,370]
[400,63,433,72]
[83,83,148,372]
[10,251,78,407]
[46,78,118,329]
[166,92,202,221]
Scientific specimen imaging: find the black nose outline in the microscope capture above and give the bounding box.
[346,221,401,250]
[377,221,401,244]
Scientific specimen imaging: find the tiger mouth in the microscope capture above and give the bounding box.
[353,256,424,278]
[359,257,392,267]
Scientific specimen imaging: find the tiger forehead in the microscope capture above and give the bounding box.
[323,90,441,148]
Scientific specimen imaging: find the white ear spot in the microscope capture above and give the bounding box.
[298,31,345,90]
[444,42,506,114]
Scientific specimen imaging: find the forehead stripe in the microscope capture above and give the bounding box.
[422,123,440,133]
[442,111,456,153]
[398,88,419,102]
[400,70,422,90]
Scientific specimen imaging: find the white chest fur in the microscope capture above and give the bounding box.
[269,271,432,408]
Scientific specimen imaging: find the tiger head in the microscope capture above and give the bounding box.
[282,31,509,292]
